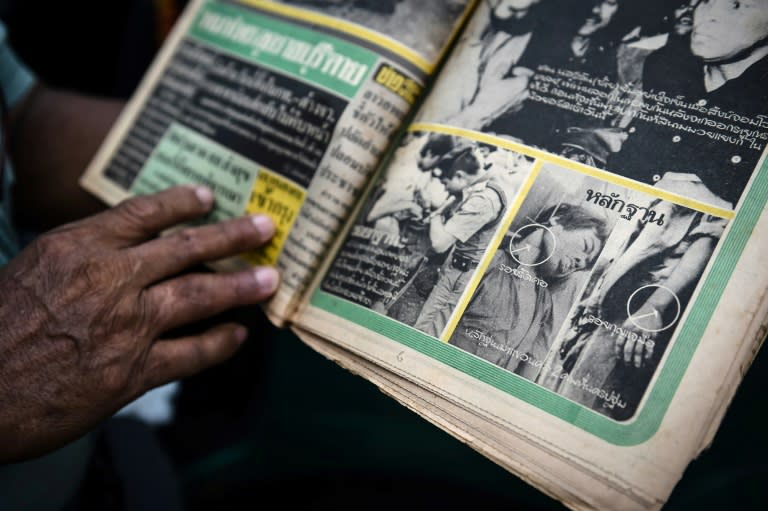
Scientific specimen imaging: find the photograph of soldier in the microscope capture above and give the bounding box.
[363,132,458,324]
[318,133,531,326]
[376,137,532,326]
[275,0,470,61]
[409,142,533,338]
[536,176,728,421]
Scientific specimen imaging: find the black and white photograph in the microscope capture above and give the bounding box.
[536,176,728,421]
[447,163,618,380]
[445,161,728,421]
[320,131,533,334]
[274,0,470,61]
[418,0,768,209]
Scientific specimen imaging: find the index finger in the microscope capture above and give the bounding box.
[90,186,215,245]
[128,214,275,285]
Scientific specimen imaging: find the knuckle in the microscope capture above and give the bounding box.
[117,195,165,226]
[170,219,254,256]
[169,226,209,256]
[100,366,130,395]
[171,276,215,308]
[171,225,200,243]
[33,229,77,256]
[131,289,162,336]
[75,256,140,299]
[91,349,139,396]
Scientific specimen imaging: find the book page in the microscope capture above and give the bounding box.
[79,0,476,325]
[293,0,768,508]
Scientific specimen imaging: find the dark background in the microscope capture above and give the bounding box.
[1,1,767,509]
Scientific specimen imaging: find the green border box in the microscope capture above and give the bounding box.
[189,1,377,100]
[310,153,768,446]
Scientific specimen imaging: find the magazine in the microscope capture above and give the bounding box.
[80,1,768,509]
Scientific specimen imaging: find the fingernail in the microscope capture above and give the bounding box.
[251,215,276,239]
[254,267,279,293]
[195,186,214,207]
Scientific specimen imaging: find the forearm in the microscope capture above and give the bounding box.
[9,84,125,231]
[644,237,715,311]
[428,216,456,254]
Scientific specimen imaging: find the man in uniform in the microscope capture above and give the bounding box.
[412,148,507,338]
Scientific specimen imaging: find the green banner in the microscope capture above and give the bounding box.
[189,1,377,99]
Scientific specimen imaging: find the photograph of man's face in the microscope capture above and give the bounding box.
[538,221,604,279]
[672,0,695,37]
[576,0,620,37]
[690,0,768,62]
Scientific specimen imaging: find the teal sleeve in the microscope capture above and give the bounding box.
[0,22,36,107]
[0,20,37,264]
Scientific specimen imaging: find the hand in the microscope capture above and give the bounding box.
[497,66,534,107]
[0,185,279,462]
[446,66,534,129]
[475,66,534,126]
[617,314,659,368]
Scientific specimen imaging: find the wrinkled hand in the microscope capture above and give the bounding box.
[0,186,279,462]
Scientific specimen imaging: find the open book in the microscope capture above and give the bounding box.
[80,1,768,509]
